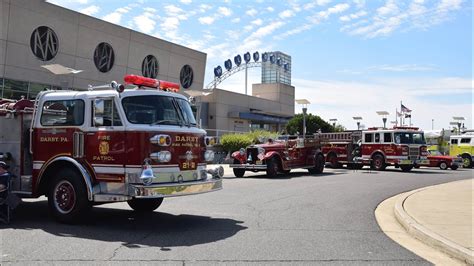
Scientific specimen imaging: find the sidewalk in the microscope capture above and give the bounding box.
[394,179,473,264]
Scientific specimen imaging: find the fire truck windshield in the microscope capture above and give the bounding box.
[122,95,196,126]
[394,132,426,144]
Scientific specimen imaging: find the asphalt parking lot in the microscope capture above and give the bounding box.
[0,166,471,265]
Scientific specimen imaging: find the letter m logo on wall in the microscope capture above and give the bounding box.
[30,26,59,61]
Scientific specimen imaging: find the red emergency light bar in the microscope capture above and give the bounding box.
[124,74,180,92]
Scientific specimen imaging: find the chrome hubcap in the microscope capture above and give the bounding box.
[54,180,76,214]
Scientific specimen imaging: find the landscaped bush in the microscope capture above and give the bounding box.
[220,130,278,153]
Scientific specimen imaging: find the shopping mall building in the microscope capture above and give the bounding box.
[0,0,294,135]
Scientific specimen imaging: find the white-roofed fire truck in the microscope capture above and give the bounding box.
[321,127,429,172]
[0,75,223,223]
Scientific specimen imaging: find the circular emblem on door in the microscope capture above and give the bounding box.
[30,26,59,61]
[179,65,193,89]
[93,42,115,73]
[141,55,158,78]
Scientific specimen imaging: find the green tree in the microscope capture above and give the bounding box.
[285,113,338,135]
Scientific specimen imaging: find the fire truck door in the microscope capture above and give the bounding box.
[85,98,126,182]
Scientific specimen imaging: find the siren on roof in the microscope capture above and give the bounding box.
[124,74,180,92]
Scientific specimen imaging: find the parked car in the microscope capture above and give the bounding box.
[422,150,463,170]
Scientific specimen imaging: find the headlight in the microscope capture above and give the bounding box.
[150,151,172,162]
[204,150,215,162]
[205,136,216,146]
[150,134,172,146]
[257,147,265,154]
[239,148,246,156]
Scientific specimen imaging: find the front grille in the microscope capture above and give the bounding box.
[409,147,419,160]
[246,147,258,164]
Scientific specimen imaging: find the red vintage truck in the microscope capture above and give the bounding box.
[230,135,325,178]
[0,74,223,223]
[321,127,429,172]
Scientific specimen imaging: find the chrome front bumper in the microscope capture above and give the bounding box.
[229,163,267,170]
[131,178,222,198]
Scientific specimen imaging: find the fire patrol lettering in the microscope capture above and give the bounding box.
[175,136,198,143]
[93,155,115,161]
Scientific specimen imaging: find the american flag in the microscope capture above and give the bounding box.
[401,104,411,113]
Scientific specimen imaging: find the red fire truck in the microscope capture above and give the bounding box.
[321,127,429,172]
[0,75,223,223]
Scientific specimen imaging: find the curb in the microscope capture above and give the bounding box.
[394,185,474,265]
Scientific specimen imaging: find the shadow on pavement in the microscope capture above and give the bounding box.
[228,171,344,180]
[7,200,247,249]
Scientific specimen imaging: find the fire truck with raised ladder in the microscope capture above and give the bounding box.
[321,127,429,172]
[0,74,223,223]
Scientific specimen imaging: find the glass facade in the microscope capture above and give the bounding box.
[261,51,291,85]
[0,78,57,100]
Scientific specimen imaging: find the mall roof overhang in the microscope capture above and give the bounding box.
[229,111,292,123]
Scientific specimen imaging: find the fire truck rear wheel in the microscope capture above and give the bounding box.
[451,165,458,170]
[127,198,163,212]
[461,154,472,168]
[400,165,413,172]
[328,153,341,168]
[48,168,91,224]
[308,154,325,174]
[439,161,448,170]
[371,154,386,171]
[266,157,279,178]
[233,159,245,177]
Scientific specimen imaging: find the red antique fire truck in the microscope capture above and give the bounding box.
[0,75,223,223]
[230,135,325,178]
[321,127,429,172]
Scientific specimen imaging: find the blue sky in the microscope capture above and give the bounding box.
[48,0,472,131]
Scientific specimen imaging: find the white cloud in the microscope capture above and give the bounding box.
[199,4,212,13]
[317,0,332,6]
[246,21,285,42]
[133,12,156,34]
[180,0,192,4]
[377,0,399,16]
[161,17,180,31]
[279,10,295,19]
[231,17,241,23]
[251,19,263,26]
[79,5,99,16]
[218,7,232,17]
[102,6,131,24]
[198,16,215,25]
[246,8,258,16]
[267,7,274,12]
[339,10,367,22]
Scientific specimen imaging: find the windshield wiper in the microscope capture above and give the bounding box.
[150,119,180,126]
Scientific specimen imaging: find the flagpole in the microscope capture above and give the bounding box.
[401,101,404,126]
[395,108,398,126]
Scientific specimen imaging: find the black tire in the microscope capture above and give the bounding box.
[308,154,325,174]
[327,153,341,168]
[439,161,448,170]
[232,159,245,177]
[451,165,458,170]
[48,168,91,224]
[282,169,291,174]
[371,154,386,171]
[400,165,413,172]
[266,157,279,178]
[414,165,421,169]
[127,198,163,212]
[461,154,472,168]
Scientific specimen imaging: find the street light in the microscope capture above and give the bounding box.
[376,111,390,129]
[329,118,337,127]
[353,116,363,130]
[296,99,310,138]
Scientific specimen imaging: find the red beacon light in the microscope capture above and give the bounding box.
[123,74,180,92]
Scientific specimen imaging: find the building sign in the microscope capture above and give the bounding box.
[180,64,193,89]
[30,26,58,61]
[93,42,115,73]
[141,55,158,78]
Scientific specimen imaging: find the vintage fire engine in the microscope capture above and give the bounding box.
[230,135,325,178]
[0,74,223,223]
[321,127,429,172]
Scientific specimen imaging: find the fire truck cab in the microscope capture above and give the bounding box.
[0,75,223,223]
[322,127,429,172]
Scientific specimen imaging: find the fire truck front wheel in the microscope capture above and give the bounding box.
[233,159,245,177]
[127,198,163,212]
[266,157,279,178]
[461,154,472,168]
[48,168,91,224]
[308,154,325,174]
[371,154,386,171]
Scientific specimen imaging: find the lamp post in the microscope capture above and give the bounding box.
[353,116,363,130]
[376,111,390,129]
[296,99,310,138]
[329,118,338,128]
